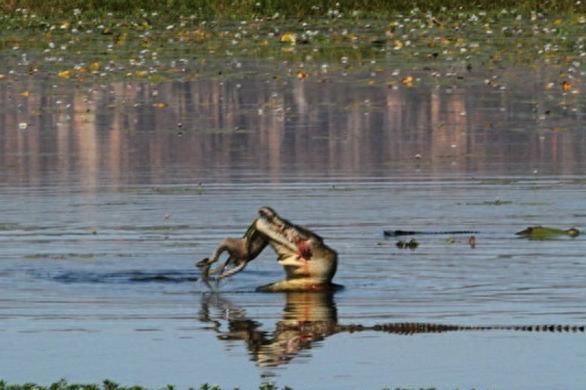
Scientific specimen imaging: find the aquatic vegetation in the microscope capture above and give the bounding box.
[0,6,585,93]
[0,380,295,390]
[0,381,448,390]
[2,1,586,18]
[0,223,20,230]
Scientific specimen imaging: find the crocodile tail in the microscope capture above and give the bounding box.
[338,322,586,334]
[503,324,586,332]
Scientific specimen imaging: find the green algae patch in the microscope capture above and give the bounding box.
[0,223,20,230]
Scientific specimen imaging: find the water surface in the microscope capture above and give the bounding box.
[1,63,586,389]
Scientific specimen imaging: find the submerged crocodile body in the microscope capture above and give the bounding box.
[333,322,585,334]
[384,230,479,237]
[200,292,584,368]
[385,226,580,238]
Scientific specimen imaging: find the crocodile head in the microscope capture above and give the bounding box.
[255,207,339,292]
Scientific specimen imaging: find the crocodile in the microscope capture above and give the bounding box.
[384,229,479,237]
[515,226,580,239]
[385,226,580,239]
[199,292,584,368]
[197,207,340,292]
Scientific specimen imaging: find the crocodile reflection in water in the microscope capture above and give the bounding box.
[199,292,338,367]
[198,292,585,368]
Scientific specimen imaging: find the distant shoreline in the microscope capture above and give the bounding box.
[0,6,584,85]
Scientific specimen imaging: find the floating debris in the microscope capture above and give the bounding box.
[296,70,308,80]
[401,75,414,87]
[396,239,419,249]
[468,235,476,248]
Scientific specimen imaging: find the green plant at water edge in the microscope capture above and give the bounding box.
[0,380,297,390]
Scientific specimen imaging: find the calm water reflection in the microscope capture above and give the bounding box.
[200,291,583,369]
[2,66,586,190]
[2,67,586,389]
[199,292,340,368]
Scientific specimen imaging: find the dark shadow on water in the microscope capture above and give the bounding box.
[52,270,199,284]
